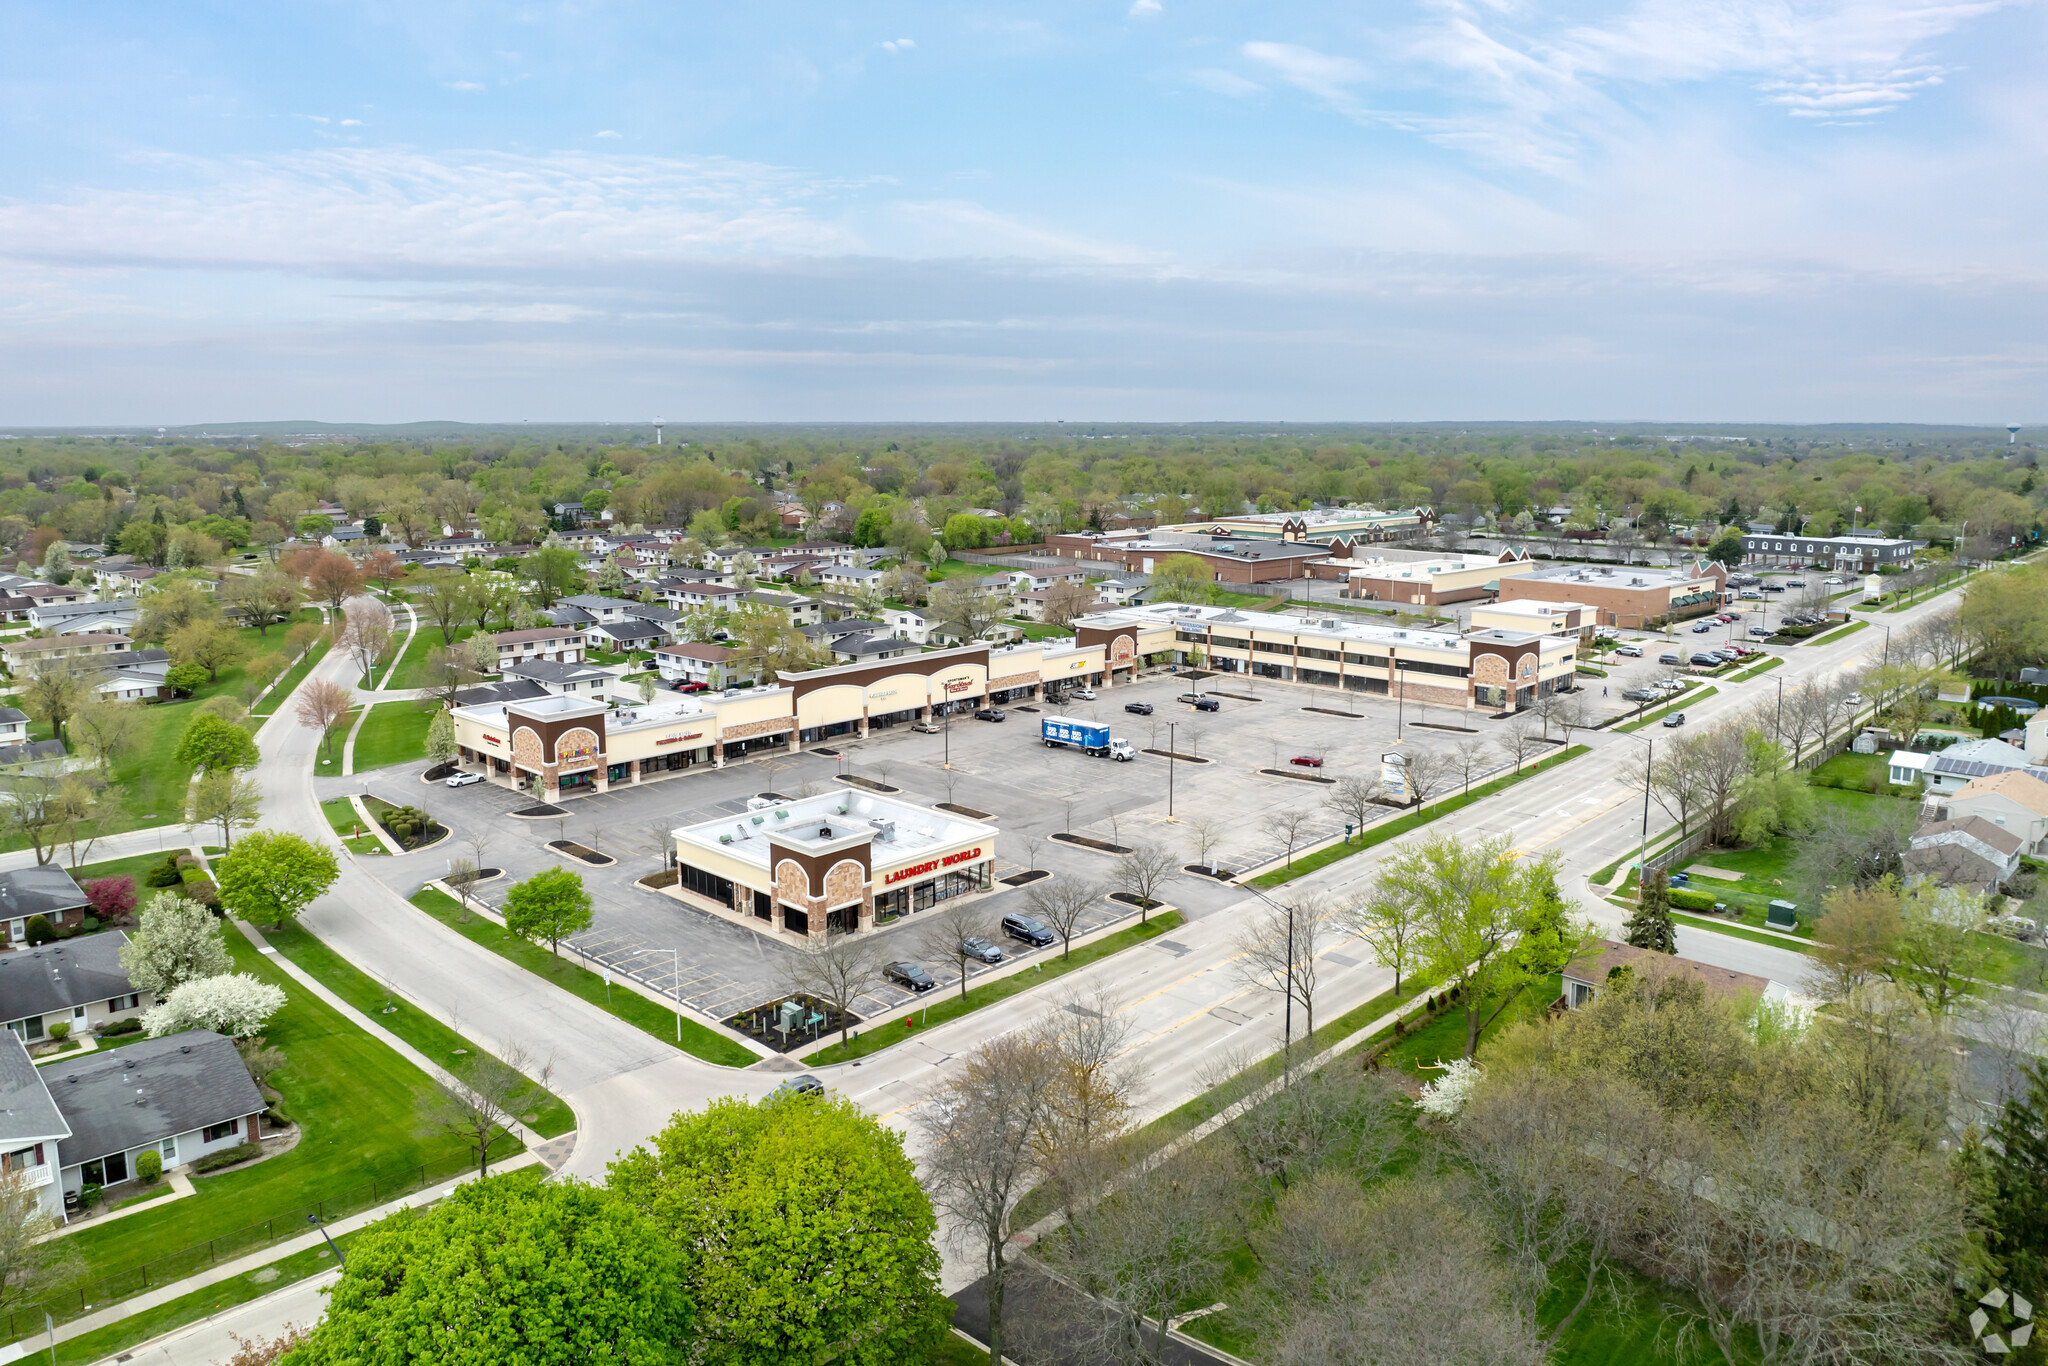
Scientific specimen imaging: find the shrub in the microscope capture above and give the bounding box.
[379,805,439,848]
[80,915,99,932]
[136,1149,163,1183]
[186,879,222,911]
[47,1021,69,1042]
[193,1141,263,1174]
[1669,888,1721,912]
[175,854,199,869]
[144,856,185,889]
[96,1017,143,1037]
[23,916,54,946]
[143,973,286,1038]
[79,1183,102,1210]
[83,876,138,922]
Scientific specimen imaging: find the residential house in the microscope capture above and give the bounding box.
[552,501,586,528]
[1093,576,1150,606]
[29,600,137,636]
[488,628,586,668]
[0,868,91,946]
[1930,769,2048,854]
[779,505,809,531]
[1904,817,2024,892]
[1920,738,2048,798]
[0,708,26,746]
[664,582,749,612]
[94,648,172,702]
[546,604,595,631]
[0,1036,68,1215]
[815,565,883,591]
[451,678,552,708]
[94,565,163,597]
[556,595,641,625]
[829,633,919,664]
[396,550,464,570]
[0,593,35,623]
[657,569,737,590]
[881,608,934,644]
[586,618,666,655]
[1887,751,1933,786]
[1561,940,1770,1010]
[320,526,367,549]
[424,533,492,555]
[774,542,860,568]
[653,642,736,687]
[1006,566,1087,594]
[1,634,132,674]
[745,590,821,627]
[54,1030,267,1204]
[18,583,89,609]
[500,659,614,701]
[0,933,151,1040]
[800,619,885,651]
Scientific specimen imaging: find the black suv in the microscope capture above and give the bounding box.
[1002,914,1055,947]
[1176,693,1220,711]
[884,961,936,992]
[1124,702,1154,715]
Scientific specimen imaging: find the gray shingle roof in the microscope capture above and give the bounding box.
[0,1032,69,1147]
[502,659,612,685]
[0,868,89,925]
[0,932,135,1025]
[52,1030,264,1168]
[453,679,551,707]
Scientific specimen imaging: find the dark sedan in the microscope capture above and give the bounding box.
[1124,702,1154,715]
[884,961,937,992]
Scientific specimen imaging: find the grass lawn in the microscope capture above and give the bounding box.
[249,637,329,717]
[260,919,574,1137]
[25,1238,355,1365]
[1670,909,1815,954]
[350,701,435,773]
[1249,746,1592,888]
[388,620,476,691]
[1807,620,1870,647]
[1614,685,1719,733]
[319,797,386,856]
[408,888,758,1067]
[54,930,512,1292]
[1731,655,1785,681]
[1004,620,1075,641]
[802,912,1188,1066]
[70,849,182,888]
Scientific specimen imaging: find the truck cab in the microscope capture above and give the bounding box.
[1107,738,1135,761]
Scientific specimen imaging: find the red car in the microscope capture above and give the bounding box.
[1289,755,1324,768]
[678,681,709,693]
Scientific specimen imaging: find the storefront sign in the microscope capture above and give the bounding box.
[654,732,705,747]
[883,846,985,886]
[943,678,976,694]
[482,734,502,746]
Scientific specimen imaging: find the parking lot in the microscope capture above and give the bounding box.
[319,666,1646,1030]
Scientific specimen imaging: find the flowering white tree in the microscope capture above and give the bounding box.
[143,973,286,1039]
[1414,1057,1483,1122]
[118,892,232,996]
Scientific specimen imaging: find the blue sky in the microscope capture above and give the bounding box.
[1,0,2040,424]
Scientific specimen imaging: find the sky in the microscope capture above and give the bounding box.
[0,0,2041,425]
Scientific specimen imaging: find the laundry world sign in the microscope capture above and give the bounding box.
[883,846,985,886]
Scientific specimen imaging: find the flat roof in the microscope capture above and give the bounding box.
[1080,601,1466,652]
[1517,563,1714,588]
[675,790,994,875]
[1475,599,1594,616]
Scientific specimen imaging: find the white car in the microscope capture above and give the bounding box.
[445,772,485,788]
[1823,576,1843,585]
[1070,688,1097,701]
[1614,645,1643,657]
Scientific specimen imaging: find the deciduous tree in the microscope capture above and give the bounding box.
[173,712,259,774]
[215,830,339,929]
[118,891,232,995]
[294,678,353,759]
[187,769,263,849]
[502,866,593,959]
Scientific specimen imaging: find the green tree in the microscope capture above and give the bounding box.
[289,1173,693,1366]
[215,830,339,930]
[17,661,85,745]
[1705,528,1746,567]
[186,769,263,849]
[425,710,458,767]
[166,619,249,684]
[520,545,584,607]
[172,712,259,774]
[1961,564,2048,686]
[1149,553,1217,605]
[1986,1062,2048,1318]
[502,866,593,960]
[1623,870,1677,953]
[609,1095,950,1366]
[163,662,207,697]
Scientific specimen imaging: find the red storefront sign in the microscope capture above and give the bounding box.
[482,734,502,746]
[943,678,975,694]
[883,845,984,886]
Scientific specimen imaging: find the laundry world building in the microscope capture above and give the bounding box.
[444,639,1144,801]
[667,791,998,940]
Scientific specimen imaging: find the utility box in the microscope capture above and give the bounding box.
[1766,899,1799,929]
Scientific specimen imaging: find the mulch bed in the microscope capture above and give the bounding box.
[547,840,617,867]
[1409,721,1479,733]
[1000,869,1051,887]
[638,869,681,889]
[446,867,503,885]
[837,775,902,793]
[1051,832,1134,855]
[1300,707,1363,718]
[1203,691,1262,702]
[811,747,842,756]
[422,762,459,781]
[1183,864,1237,881]
[512,803,568,818]
[1013,705,1041,713]
[936,802,995,820]
[1141,748,1212,764]
[758,791,793,802]
[1259,767,1336,785]
[1107,892,1163,910]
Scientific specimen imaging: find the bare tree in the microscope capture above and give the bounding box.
[1551,690,1593,747]
[295,678,353,760]
[919,1034,1062,1366]
[917,901,1000,1001]
[1322,775,1380,843]
[1495,720,1541,775]
[1019,829,1045,873]
[1402,747,1455,805]
[1034,986,1141,1155]
[781,936,884,1050]
[1260,807,1316,870]
[1026,877,1101,960]
[0,1168,83,1320]
[422,1041,534,1178]
[1234,894,1340,1070]
[1186,813,1225,874]
[340,603,394,683]
[1109,841,1178,923]
[1454,734,1492,793]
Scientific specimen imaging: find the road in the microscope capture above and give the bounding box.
[117,587,1952,1360]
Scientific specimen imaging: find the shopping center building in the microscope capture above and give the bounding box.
[666,791,998,940]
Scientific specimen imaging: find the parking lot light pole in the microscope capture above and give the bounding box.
[625,947,682,1041]
[1167,721,1176,822]
[307,1213,344,1266]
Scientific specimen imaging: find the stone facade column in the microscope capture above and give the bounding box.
[713,746,727,769]
[807,896,827,943]
[858,715,870,738]
[857,888,876,932]
[786,730,802,754]
[629,758,642,785]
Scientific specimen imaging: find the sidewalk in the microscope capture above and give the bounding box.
[0,822,198,875]
[0,1151,541,1364]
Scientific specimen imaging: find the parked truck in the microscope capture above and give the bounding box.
[1041,715,1135,761]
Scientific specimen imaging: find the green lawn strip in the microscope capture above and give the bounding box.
[54,932,511,1289]
[1248,746,1592,888]
[803,913,1189,1066]
[318,798,386,856]
[24,1237,355,1366]
[1732,655,1786,681]
[390,623,474,690]
[69,849,181,889]
[111,1183,176,1212]
[1614,686,1718,733]
[350,701,435,773]
[1806,620,1871,647]
[260,920,574,1138]
[250,637,330,717]
[407,889,757,1067]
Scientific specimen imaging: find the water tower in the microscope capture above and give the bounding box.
[654,416,665,446]
[2010,423,2022,447]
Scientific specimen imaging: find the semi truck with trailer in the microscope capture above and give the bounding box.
[1041,715,1135,761]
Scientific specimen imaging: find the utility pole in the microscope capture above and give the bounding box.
[1637,736,1654,883]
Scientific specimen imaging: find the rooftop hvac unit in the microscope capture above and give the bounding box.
[868,819,896,841]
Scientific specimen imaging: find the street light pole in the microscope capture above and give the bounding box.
[307,1213,345,1266]
[626,947,682,1041]
[1637,735,1654,882]
[1167,720,1176,822]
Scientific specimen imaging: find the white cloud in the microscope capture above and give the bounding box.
[1241,42,1371,108]
[880,38,916,53]
[446,81,485,93]
[1130,0,1163,17]
[1188,68,1262,98]
[339,119,363,127]
[595,129,622,139]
